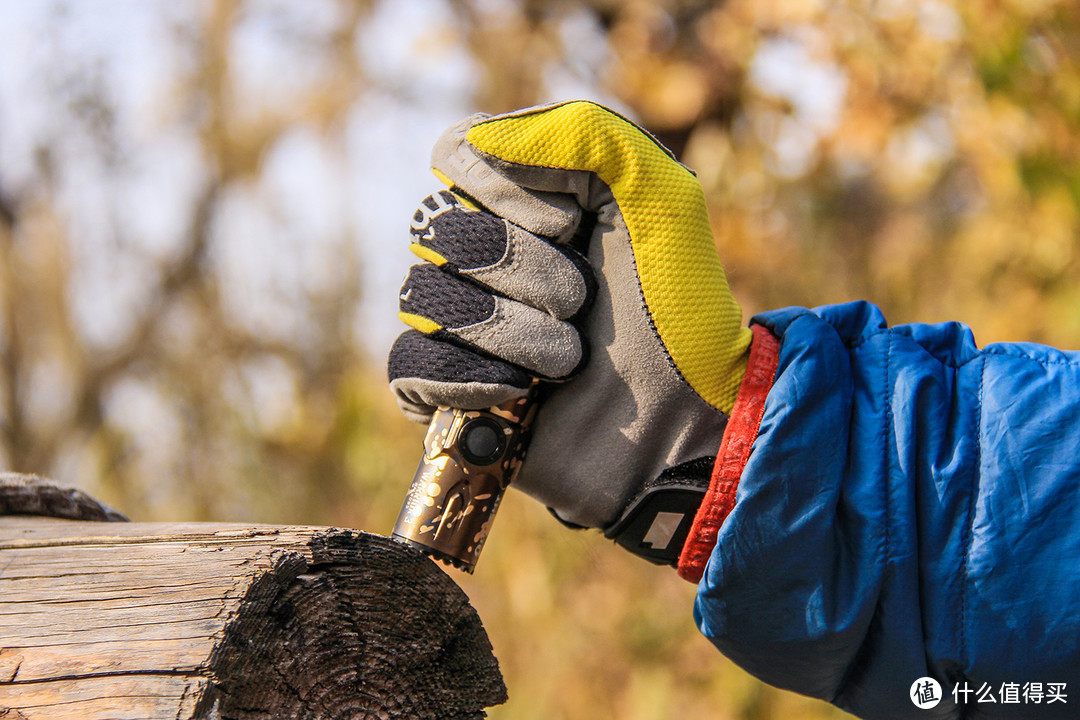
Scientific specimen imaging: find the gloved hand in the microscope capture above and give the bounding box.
[389,101,752,561]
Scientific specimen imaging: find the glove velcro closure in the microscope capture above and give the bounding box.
[602,457,712,566]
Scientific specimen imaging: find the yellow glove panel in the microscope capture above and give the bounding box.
[466,101,750,411]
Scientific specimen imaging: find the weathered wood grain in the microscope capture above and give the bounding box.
[0,516,506,719]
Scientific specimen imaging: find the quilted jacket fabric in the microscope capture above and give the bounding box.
[694,302,1080,719]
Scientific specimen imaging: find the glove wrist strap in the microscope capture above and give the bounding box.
[603,456,713,566]
[604,482,708,566]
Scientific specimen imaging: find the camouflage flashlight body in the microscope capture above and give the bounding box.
[392,389,538,573]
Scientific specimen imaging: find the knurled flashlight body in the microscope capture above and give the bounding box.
[392,388,539,572]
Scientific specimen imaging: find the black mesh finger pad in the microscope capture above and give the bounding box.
[411,192,508,271]
[400,264,495,329]
[388,331,532,388]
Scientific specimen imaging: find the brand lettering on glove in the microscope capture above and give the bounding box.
[410,191,468,241]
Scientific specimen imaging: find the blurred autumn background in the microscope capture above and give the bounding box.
[1,0,1077,718]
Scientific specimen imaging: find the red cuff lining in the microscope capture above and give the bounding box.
[677,324,780,583]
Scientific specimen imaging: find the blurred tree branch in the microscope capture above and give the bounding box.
[0,0,1074,537]
[0,190,24,471]
[0,0,394,526]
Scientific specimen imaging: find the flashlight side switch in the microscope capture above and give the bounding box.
[459,418,507,466]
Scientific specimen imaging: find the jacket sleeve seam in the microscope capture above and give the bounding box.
[958,354,986,673]
[830,328,895,705]
[882,332,894,569]
[982,346,1080,367]
[849,328,989,371]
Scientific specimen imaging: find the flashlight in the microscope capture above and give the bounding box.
[392,387,539,573]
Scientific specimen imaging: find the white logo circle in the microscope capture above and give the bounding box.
[911,677,942,709]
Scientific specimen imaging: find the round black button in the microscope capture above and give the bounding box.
[459,418,507,465]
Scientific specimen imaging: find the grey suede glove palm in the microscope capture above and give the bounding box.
[389,101,751,542]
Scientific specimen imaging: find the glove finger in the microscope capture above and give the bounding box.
[432,102,675,237]
[431,114,584,241]
[388,330,532,422]
[398,264,586,380]
[410,191,593,321]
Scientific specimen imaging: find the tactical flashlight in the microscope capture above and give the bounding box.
[392,387,539,573]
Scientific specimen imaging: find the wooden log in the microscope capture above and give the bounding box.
[0,477,506,720]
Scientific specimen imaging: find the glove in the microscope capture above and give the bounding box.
[388,101,752,559]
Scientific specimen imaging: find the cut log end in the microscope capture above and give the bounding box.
[0,473,507,720]
[199,531,507,719]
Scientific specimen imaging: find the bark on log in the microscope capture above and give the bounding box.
[0,477,506,720]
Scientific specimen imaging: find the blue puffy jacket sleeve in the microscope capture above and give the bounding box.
[693,302,1080,719]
